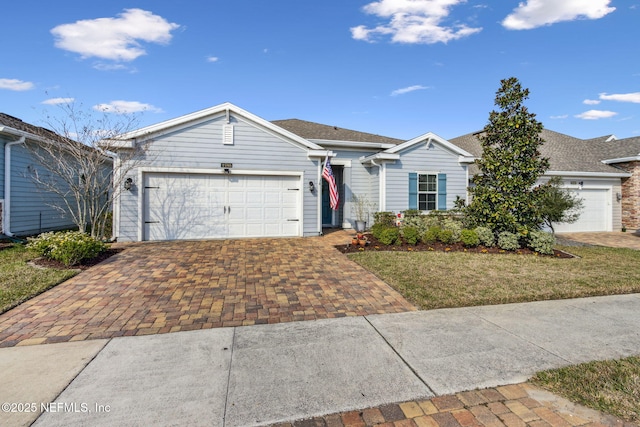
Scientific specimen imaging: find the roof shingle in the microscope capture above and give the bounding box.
[272,118,403,145]
[450,129,633,175]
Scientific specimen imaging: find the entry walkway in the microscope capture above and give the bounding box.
[1,294,638,426]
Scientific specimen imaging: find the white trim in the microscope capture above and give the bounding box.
[310,139,397,150]
[138,166,303,176]
[307,150,333,158]
[415,171,440,212]
[137,168,305,241]
[544,170,631,178]
[317,160,322,234]
[112,156,122,240]
[328,158,352,167]
[359,152,400,165]
[465,165,470,205]
[380,162,386,211]
[601,156,640,165]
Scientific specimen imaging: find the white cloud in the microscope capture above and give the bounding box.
[42,97,75,105]
[599,92,640,103]
[93,100,162,114]
[51,9,180,62]
[550,114,568,119]
[93,63,129,71]
[575,110,618,120]
[351,0,482,44]
[206,56,219,63]
[0,78,34,91]
[583,99,600,105]
[502,0,615,30]
[391,85,429,96]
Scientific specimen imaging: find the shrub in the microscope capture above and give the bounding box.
[401,215,430,236]
[460,229,480,247]
[402,209,422,218]
[475,226,495,247]
[497,231,520,251]
[438,229,455,244]
[378,227,400,245]
[371,223,387,240]
[373,211,396,227]
[422,226,441,244]
[422,214,442,229]
[527,230,555,255]
[27,231,106,266]
[442,218,463,241]
[402,226,420,245]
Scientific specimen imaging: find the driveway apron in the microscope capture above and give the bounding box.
[0,236,414,347]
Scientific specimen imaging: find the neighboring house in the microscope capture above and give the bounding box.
[590,136,640,231]
[108,103,474,242]
[0,113,80,236]
[449,129,634,232]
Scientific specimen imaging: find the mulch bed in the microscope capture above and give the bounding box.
[30,248,124,270]
[336,233,575,258]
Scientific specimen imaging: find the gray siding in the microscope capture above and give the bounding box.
[118,113,319,241]
[8,143,76,236]
[386,141,467,213]
[331,149,379,228]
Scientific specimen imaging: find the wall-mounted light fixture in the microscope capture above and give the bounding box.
[309,180,315,193]
[124,177,133,191]
[578,181,584,190]
[616,192,622,202]
[224,168,231,174]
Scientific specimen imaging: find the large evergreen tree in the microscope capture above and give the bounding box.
[466,77,550,234]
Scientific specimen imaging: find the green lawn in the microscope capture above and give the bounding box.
[0,244,77,314]
[532,356,640,423]
[350,244,640,422]
[348,245,640,310]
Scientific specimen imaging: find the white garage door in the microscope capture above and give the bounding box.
[143,173,301,240]
[553,188,610,232]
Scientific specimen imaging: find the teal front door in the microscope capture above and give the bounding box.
[322,179,332,225]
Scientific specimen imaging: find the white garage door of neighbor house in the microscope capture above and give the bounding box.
[143,173,301,240]
[553,188,610,233]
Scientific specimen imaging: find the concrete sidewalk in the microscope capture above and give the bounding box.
[2,294,639,426]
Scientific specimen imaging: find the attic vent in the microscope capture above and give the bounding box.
[223,124,234,145]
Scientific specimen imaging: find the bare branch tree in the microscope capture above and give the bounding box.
[25,101,149,239]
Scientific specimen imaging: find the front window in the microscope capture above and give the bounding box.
[418,174,437,211]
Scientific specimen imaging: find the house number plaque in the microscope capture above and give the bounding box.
[221,163,233,168]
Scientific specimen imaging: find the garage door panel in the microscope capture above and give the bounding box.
[143,173,300,240]
[553,188,610,232]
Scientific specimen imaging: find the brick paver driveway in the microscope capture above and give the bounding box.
[0,234,414,347]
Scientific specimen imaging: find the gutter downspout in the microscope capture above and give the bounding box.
[4,136,26,236]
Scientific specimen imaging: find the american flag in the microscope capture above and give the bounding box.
[322,157,339,210]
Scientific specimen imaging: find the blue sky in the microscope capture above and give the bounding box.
[2,0,639,141]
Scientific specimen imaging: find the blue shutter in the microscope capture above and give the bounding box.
[408,173,417,210]
[437,173,447,210]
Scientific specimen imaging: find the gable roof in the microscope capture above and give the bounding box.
[386,132,474,158]
[110,103,325,152]
[593,136,640,163]
[450,129,631,176]
[272,119,403,145]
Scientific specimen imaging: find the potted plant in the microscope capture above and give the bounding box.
[351,194,375,232]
